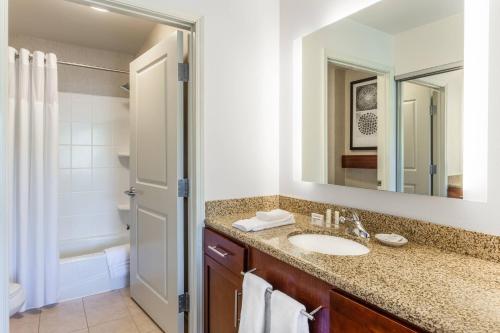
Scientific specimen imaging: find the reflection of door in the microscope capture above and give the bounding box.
[129,32,185,333]
[402,83,432,195]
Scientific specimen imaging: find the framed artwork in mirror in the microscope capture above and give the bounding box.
[350,77,378,150]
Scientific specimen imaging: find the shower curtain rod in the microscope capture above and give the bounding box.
[14,53,129,74]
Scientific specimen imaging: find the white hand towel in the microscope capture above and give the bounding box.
[269,290,309,333]
[104,244,130,278]
[256,209,292,222]
[232,215,295,232]
[239,273,272,333]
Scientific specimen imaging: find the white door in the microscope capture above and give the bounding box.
[401,82,432,195]
[129,31,185,333]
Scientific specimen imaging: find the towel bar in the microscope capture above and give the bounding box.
[241,268,257,276]
[241,269,323,321]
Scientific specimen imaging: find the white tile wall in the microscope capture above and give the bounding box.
[58,92,130,242]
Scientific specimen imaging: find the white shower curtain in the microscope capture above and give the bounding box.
[7,47,59,309]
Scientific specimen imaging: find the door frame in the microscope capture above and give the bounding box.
[0,0,8,331]
[0,1,205,332]
[323,52,395,192]
[395,62,463,194]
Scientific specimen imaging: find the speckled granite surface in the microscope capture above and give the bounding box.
[205,195,278,218]
[205,196,500,262]
[279,196,500,262]
[205,213,500,333]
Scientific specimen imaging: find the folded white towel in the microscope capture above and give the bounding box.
[269,290,309,333]
[232,215,295,232]
[238,273,272,333]
[256,209,292,222]
[104,244,130,278]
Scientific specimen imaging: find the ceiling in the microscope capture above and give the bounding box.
[350,0,463,35]
[9,0,156,54]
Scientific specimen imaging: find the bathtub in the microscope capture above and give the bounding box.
[59,233,130,301]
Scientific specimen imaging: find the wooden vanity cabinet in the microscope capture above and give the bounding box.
[204,228,247,333]
[204,227,424,333]
[330,290,421,333]
[204,256,243,333]
[248,247,331,332]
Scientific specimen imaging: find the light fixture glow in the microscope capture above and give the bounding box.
[292,37,303,181]
[463,0,489,202]
[91,6,109,13]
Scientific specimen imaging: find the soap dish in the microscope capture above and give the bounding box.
[375,233,408,247]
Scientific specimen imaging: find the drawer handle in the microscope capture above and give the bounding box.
[234,290,239,328]
[208,245,229,258]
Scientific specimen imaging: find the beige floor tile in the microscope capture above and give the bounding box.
[39,299,87,333]
[9,309,41,333]
[123,297,144,317]
[72,330,89,333]
[88,317,139,333]
[131,311,162,333]
[83,291,129,327]
[120,287,131,298]
[120,289,162,333]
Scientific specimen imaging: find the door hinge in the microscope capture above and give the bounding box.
[429,104,437,116]
[429,164,437,175]
[178,178,189,198]
[178,292,190,313]
[430,94,438,116]
[178,63,189,82]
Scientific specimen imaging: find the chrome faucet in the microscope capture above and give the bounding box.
[339,209,370,239]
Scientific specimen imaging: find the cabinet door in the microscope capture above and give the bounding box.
[330,290,421,333]
[249,248,330,332]
[204,255,242,333]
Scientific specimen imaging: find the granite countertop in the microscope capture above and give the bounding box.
[205,213,500,333]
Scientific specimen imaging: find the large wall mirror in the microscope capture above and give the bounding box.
[301,0,470,200]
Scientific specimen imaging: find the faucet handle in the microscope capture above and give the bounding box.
[340,208,360,220]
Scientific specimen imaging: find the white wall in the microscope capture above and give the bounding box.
[394,14,464,75]
[122,0,280,201]
[58,93,130,252]
[280,0,500,236]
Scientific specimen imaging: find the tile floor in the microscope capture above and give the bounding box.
[10,288,162,333]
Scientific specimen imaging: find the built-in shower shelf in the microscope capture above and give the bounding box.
[117,204,130,212]
[118,151,130,158]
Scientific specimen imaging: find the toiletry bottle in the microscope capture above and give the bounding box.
[311,213,324,227]
[334,210,340,229]
[325,209,332,228]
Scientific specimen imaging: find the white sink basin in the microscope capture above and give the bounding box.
[288,234,370,256]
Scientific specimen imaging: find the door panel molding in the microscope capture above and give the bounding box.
[136,207,168,298]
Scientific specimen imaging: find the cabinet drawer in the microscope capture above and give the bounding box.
[204,228,246,275]
[330,290,420,333]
